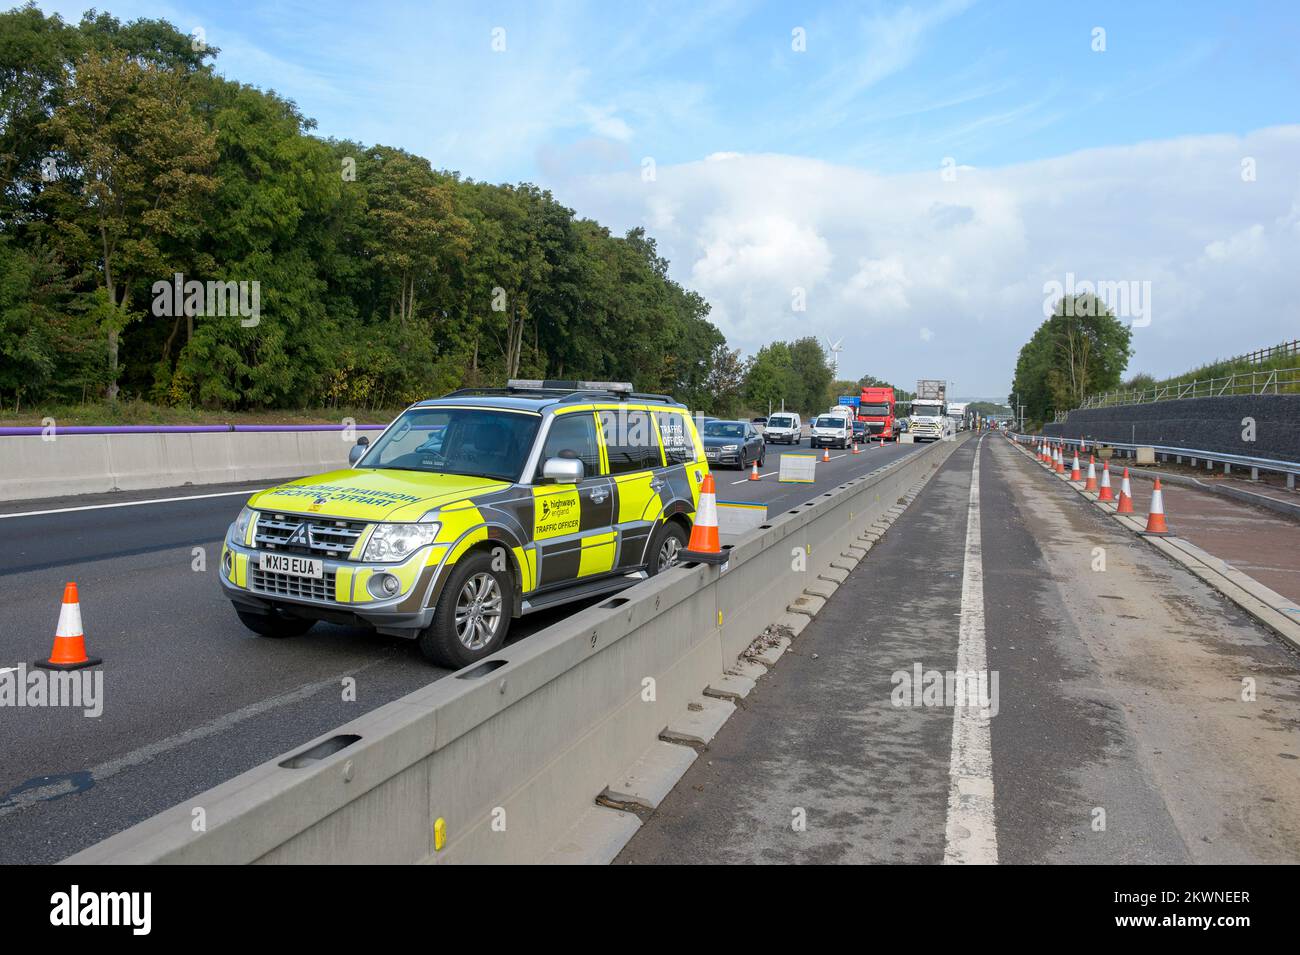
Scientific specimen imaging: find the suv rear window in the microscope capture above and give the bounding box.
[656,411,696,466]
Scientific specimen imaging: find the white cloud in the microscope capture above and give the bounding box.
[581,105,634,142]
[572,125,1300,398]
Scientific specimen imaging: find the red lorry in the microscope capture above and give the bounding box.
[857,386,897,441]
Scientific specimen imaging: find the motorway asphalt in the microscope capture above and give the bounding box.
[0,437,919,863]
[616,434,1300,864]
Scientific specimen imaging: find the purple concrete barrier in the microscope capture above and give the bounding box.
[0,423,389,500]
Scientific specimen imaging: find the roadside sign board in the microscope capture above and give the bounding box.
[779,453,817,483]
[717,500,768,536]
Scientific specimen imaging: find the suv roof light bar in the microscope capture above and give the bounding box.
[507,379,633,393]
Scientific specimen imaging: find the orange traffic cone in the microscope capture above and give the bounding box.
[1117,467,1134,513]
[1084,455,1097,491]
[1097,461,1114,502]
[822,446,831,463]
[852,441,861,455]
[749,458,761,481]
[1054,446,1065,474]
[682,474,726,563]
[36,582,101,670]
[1143,478,1170,534]
[1070,451,1082,481]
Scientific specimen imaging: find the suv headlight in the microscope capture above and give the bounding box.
[363,522,441,562]
[721,444,739,451]
[231,506,258,544]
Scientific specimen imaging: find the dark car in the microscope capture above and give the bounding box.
[851,419,867,445]
[701,419,765,469]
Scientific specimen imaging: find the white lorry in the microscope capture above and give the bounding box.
[909,379,947,441]
[946,401,969,433]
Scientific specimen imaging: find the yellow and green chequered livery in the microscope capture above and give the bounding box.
[219,381,710,668]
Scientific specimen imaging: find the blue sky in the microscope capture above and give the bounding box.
[34,0,1300,398]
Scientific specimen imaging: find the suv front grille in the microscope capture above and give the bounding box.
[251,567,338,602]
[254,514,368,558]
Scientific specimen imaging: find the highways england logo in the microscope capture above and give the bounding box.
[0,665,103,718]
[891,662,999,718]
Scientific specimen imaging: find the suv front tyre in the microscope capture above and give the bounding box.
[647,520,689,575]
[418,550,512,668]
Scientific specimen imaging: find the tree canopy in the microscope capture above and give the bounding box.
[0,5,726,412]
[1009,294,1132,422]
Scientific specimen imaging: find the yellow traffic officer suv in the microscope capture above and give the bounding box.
[220,381,710,668]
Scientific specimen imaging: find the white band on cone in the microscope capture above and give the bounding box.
[696,491,718,528]
[56,601,84,638]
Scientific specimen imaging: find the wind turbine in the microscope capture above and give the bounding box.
[825,336,845,379]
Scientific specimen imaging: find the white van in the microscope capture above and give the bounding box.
[810,413,851,449]
[763,412,802,444]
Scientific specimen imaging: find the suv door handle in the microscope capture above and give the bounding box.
[588,486,608,504]
[649,477,664,491]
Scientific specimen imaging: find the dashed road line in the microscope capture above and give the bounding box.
[0,488,263,520]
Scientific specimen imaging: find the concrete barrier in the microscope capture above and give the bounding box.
[67,435,966,864]
[0,425,386,501]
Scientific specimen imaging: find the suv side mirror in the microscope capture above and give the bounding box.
[542,456,584,484]
[348,435,370,465]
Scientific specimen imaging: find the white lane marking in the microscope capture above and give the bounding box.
[0,664,378,818]
[943,433,998,865]
[0,666,17,675]
[0,488,263,520]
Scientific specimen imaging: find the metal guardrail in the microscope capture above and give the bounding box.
[1010,432,1300,490]
[1076,366,1300,410]
[1240,339,1300,365]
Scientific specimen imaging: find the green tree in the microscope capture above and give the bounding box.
[745,342,795,413]
[787,337,833,413]
[1010,294,1132,421]
[42,49,216,399]
[0,6,735,414]
[702,343,747,417]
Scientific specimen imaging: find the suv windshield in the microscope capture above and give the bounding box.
[815,417,845,429]
[768,416,794,428]
[703,421,745,439]
[360,407,541,481]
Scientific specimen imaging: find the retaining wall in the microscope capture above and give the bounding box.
[1044,394,1300,463]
